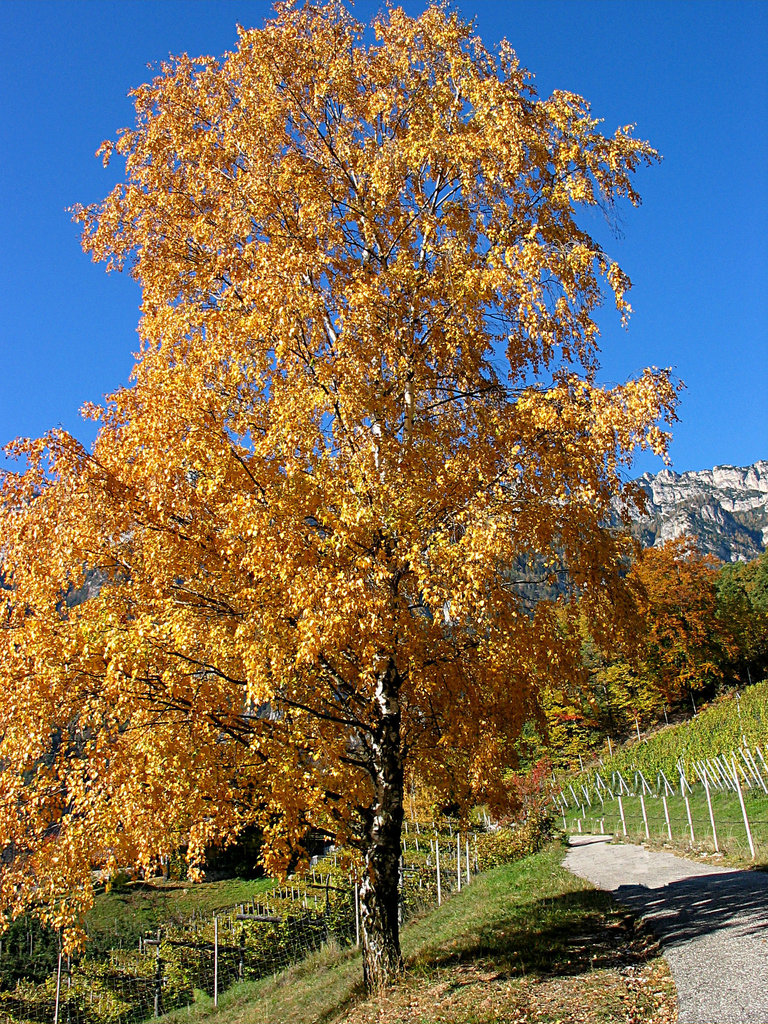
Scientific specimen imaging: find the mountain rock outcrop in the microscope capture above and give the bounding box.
[630,460,768,562]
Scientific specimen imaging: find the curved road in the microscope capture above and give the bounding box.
[565,836,768,1023]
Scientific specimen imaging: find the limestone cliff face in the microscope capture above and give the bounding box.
[630,461,768,562]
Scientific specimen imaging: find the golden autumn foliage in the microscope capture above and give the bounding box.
[0,3,677,989]
[543,541,738,769]
[628,536,736,705]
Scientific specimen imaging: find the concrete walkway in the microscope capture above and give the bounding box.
[565,836,768,1023]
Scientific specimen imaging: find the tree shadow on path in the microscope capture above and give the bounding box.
[614,870,768,946]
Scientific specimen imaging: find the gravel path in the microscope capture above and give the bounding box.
[565,836,768,1023]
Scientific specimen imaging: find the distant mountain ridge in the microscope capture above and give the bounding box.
[630,460,768,563]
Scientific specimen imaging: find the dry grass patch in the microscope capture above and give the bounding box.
[337,921,675,1024]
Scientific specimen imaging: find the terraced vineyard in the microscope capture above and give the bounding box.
[0,821,508,1024]
[557,678,768,862]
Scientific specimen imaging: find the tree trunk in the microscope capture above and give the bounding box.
[359,657,405,994]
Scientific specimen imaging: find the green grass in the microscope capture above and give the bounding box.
[158,844,676,1024]
[565,785,768,866]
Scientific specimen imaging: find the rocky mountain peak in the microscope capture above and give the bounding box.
[631,460,768,563]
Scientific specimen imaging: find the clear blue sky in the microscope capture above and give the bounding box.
[1,0,766,477]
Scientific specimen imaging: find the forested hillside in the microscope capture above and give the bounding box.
[540,544,768,770]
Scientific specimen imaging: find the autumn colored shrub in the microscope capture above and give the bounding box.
[475,812,556,872]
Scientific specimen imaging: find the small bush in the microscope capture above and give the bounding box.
[475,811,555,871]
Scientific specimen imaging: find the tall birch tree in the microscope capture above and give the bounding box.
[0,2,677,991]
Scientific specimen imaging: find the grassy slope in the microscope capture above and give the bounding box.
[565,783,768,867]
[162,845,676,1024]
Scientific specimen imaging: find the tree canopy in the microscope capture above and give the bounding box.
[0,2,677,990]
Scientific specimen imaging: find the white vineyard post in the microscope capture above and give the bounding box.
[746,748,768,794]
[698,760,717,792]
[726,754,742,790]
[708,758,729,791]
[214,916,219,1007]
[681,771,695,843]
[732,755,755,860]
[756,745,768,782]
[456,834,461,891]
[659,770,675,796]
[662,793,672,840]
[466,836,471,882]
[710,759,725,791]
[734,752,752,789]
[709,759,725,791]
[618,793,627,836]
[153,929,163,1018]
[741,749,761,790]
[702,773,719,853]
[54,944,62,1024]
[639,791,650,839]
[436,837,442,906]
[720,757,737,794]
[721,756,736,790]
[354,880,360,947]
[721,756,739,793]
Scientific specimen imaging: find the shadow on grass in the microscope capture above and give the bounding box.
[417,887,659,981]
